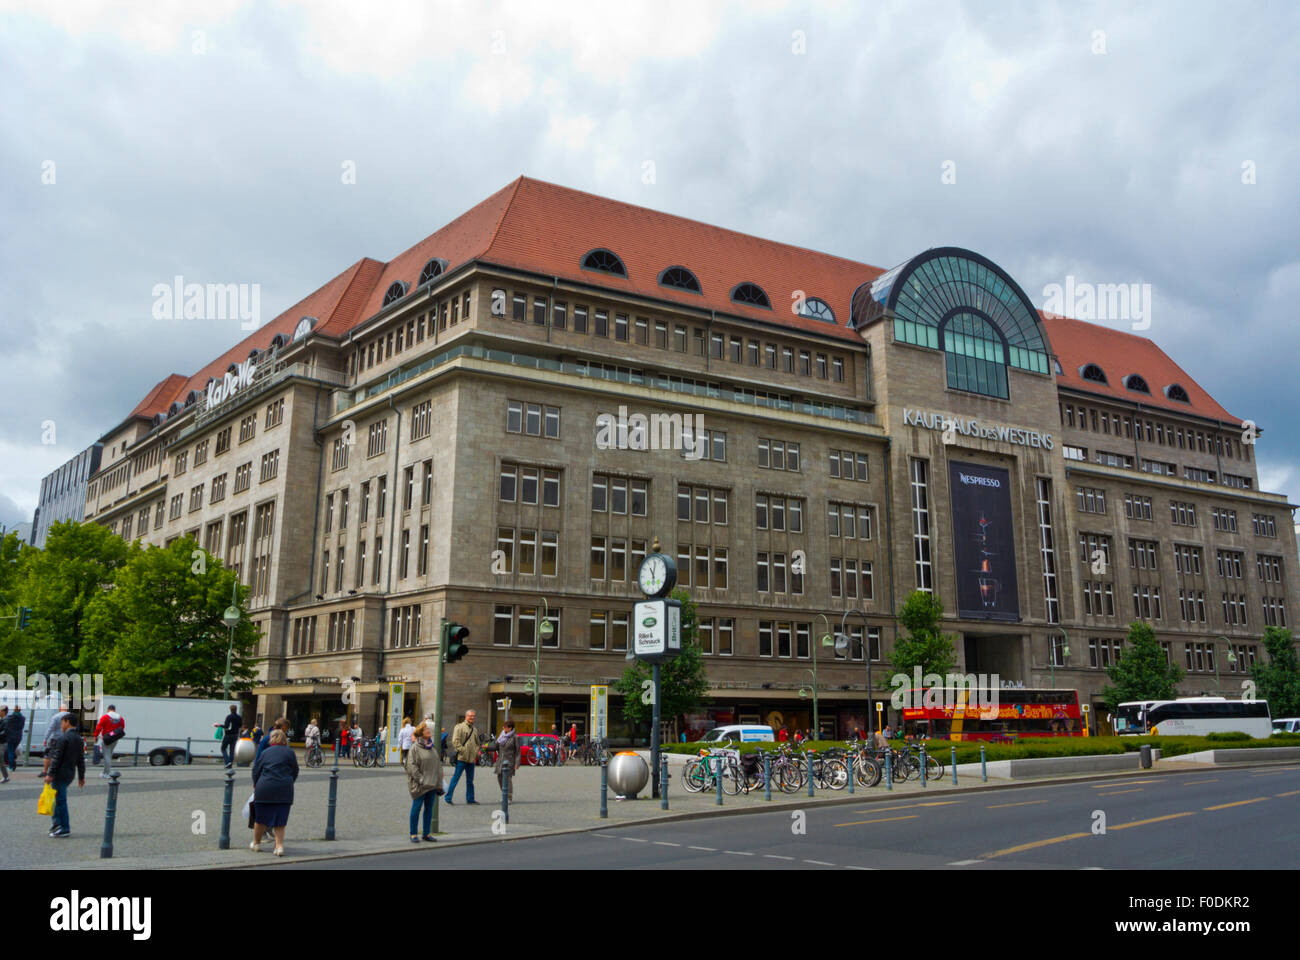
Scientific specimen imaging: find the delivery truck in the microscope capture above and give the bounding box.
[90,694,235,765]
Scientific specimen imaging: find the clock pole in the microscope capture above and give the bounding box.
[650,537,660,798]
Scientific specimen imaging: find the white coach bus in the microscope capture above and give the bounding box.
[1112,697,1272,738]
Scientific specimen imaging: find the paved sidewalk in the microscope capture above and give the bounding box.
[3,753,1291,869]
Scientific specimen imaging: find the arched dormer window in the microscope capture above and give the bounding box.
[1164,383,1190,403]
[169,402,182,416]
[797,297,836,323]
[418,258,447,285]
[730,282,771,309]
[658,266,701,293]
[270,333,288,350]
[382,281,409,307]
[1080,363,1108,384]
[581,248,627,277]
[185,390,200,406]
[1124,374,1151,394]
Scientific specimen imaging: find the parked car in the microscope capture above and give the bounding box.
[517,733,566,765]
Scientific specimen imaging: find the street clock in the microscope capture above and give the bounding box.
[637,552,677,598]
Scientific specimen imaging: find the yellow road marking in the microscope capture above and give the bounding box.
[834,814,920,827]
[1248,770,1293,776]
[1204,797,1268,811]
[1090,779,1159,788]
[1274,790,1300,798]
[987,800,1048,808]
[1109,812,1195,831]
[1182,779,1219,784]
[1098,789,1143,796]
[983,832,1090,859]
[847,800,962,814]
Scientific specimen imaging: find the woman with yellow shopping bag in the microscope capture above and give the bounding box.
[42,714,85,839]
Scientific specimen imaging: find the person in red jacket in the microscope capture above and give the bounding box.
[777,726,789,742]
[91,705,126,779]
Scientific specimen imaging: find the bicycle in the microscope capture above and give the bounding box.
[681,740,743,795]
[304,742,323,767]
[803,747,848,790]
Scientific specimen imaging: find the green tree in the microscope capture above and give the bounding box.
[616,589,709,725]
[13,522,131,675]
[1253,626,1300,719]
[80,537,260,697]
[1100,621,1183,711]
[889,590,958,682]
[0,531,34,671]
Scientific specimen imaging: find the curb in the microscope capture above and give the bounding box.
[189,754,1299,869]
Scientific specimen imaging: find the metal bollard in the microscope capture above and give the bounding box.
[599,752,608,819]
[981,744,987,782]
[660,755,669,811]
[133,737,140,767]
[99,771,121,859]
[185,738,192,765]
[500,761,510,824]
[951,746,958,785]
[764,755,772,802]
[715,757,724,806]
[806,751,815,798]
[847,754,855,794]
[920,746,927,789]
[885,749,892,791]
[218,767,234,850]
[325,756,339,841]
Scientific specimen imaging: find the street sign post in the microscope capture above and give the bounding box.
[386,682,404,765]
[590,685,608,743]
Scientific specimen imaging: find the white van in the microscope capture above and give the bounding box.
[1273,718,1300,734]
[699,724,774,743]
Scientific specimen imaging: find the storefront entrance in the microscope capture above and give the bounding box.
[963,633,1025,682]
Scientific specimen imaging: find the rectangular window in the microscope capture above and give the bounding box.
[910,458,933,592]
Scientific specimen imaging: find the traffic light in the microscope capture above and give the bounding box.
[444,621,470,663]
[17,607,30,631]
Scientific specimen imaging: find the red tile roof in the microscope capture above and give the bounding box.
[119,176,1240,431]
[1042,314,1241,425]
[129,373,190,419]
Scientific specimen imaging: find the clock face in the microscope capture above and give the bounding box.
[638,553,675,597]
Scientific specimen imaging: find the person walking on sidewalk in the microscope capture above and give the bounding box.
[43,703,72,754]
[216,704,242,767]
[443,709,484,804]
[91,704,126,779]
[0,706,9,782]
[398,717,414,762]
[250,729,298,857]
[4,707,24,771]
[405,721,442,842]
[494,720,519,802]
[44,714,85,838]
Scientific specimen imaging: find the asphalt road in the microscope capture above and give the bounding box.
[273,764,1300,869]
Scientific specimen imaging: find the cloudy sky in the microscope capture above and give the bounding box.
[1,0,1297,529]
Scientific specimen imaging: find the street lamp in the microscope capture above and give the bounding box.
[1050,628,1070,689]
[221,577,240,698]
[529,597,553,734]
[798,615,836,736]
[1214,636,1236,696]
[836,608,872,735]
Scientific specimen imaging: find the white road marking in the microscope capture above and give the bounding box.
[622,837,648,842]
[689,845,716,851]
[803,859,835,866]
[948,859,982,865]
[724,850,755,856]
[844,865,874,870]
[653,841,680,847]
[764,854,795,860]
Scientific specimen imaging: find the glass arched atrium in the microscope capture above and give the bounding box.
[854,247,1051,400]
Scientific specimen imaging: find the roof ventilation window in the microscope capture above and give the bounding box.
[797,297,836,323]
[1123,374,1151,394]
[382,281,409,307]
[658,266,701,293]
[1164,383,1191,403]
[581,248,627,277]
[1053,358,1063,375]
[730,282,771,309]
[418,258,448,285]
[1080,363,1108,384]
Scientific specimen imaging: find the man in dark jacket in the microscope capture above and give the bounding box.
[0,706,9,782]
[44,714,85,838]
[216,704,242,767]
[3,707,24,771]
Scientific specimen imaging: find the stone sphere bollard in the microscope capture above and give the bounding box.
[608,752,650,798]
[234,738,257,767]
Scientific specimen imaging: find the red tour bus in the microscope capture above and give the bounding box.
[900,688,1084,740]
